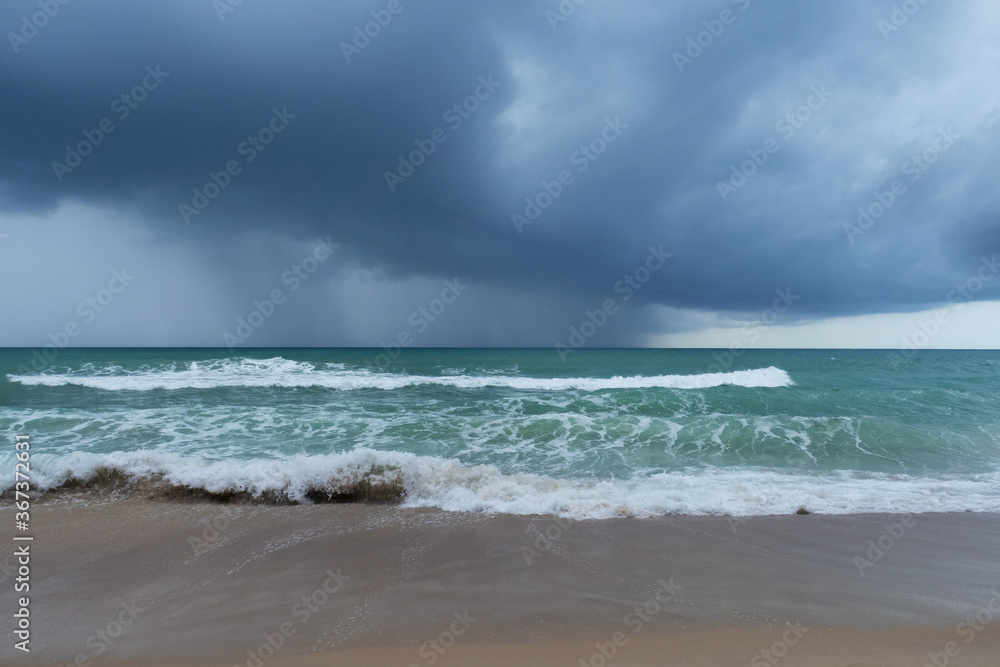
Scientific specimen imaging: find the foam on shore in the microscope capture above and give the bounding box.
[9,448,999,518]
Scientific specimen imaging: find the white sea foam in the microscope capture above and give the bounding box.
[6,357,794,392]
[10,448,999,518]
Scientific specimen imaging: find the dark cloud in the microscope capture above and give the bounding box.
[1,0,998,346]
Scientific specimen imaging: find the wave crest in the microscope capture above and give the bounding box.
[6,357,794,392]
[7,449,999,518]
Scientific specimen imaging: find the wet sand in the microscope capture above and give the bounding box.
[2,500,999,666]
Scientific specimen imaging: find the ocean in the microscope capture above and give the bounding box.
[3,348,999,518]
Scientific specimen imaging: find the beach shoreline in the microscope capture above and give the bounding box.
[3,500,1000,665]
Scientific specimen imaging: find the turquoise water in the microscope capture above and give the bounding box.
[2,348,999,517]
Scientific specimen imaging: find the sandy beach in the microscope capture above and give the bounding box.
[2,500,999,666]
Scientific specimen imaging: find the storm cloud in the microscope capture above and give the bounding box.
[2,0,999,348]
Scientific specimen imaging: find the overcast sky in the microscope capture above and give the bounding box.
[2,0,999,349]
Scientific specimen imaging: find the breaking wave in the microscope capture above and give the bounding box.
[7,449,998,518]
[6,357,794,392]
